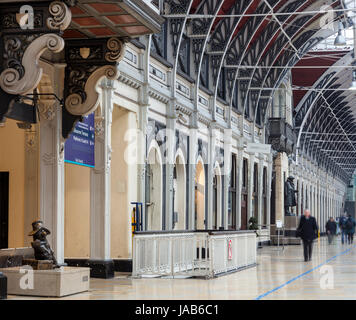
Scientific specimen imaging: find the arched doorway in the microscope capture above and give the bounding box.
[213,164,222,230]
[173,152,186,230]
[146,144,162,230]
[195,159,205,230]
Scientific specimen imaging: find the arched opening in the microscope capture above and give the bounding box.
[195,159,205,230]
[173,153,186,230]
[213,164,222,230]
[146,144,162,230]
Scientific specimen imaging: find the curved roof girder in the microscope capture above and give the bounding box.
[294,50,356,179]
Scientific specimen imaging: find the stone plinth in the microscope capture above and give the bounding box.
[0,266,90,297]
[22,259,53,270]
[0,272,7,299]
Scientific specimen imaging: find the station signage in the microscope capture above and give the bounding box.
[245,143,271,154]
[64,113,95,168]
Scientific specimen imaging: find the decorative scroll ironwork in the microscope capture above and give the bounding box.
[63,37,126,139]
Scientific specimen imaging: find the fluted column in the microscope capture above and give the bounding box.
[90,79,114,263]
[39,64,66,264]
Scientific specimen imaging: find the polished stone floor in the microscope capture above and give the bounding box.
[8,237,356,300]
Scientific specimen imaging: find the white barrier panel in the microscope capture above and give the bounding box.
[132,231,256,278]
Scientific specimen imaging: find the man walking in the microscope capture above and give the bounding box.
[339,213,348,244]
[345,214,356,245]
[297,209,318,262]
[326,217,337,245]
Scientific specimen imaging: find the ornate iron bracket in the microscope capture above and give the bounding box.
[62,37,126,139]
[0,1,71,119]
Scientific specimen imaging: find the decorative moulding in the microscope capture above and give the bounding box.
[0,34,64,95]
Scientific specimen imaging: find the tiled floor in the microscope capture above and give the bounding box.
[8,237,356,300]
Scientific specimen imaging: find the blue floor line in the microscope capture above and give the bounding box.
[255,244,356,300]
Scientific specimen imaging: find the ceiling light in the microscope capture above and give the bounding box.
[334,22,347,46]
[350,70,356,90]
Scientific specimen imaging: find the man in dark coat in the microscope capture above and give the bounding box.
[297,209,318,262]
[325,217,337,245]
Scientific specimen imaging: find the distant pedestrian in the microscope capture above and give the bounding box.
[344,214,356,245]
[297,209,319,262]
[339,213,348,244]
[325,217,337,245]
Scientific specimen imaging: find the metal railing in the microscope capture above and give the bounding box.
[132,230,256,279]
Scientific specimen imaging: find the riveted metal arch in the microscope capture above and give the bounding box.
[261,25,342,129]
[254,0,342,127]
[305,97,355,164]
[258,0,345,126]
[192,0,225,115]
[295,50,353,152]
[239,0,311,124]
[166,0,194,98]
[210,0,254,118]
[226,0,280,113]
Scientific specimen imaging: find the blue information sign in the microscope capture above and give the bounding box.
[64,113,95,168]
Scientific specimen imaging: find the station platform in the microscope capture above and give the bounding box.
[7,237,356,300]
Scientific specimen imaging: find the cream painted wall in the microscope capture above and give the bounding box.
[64,163,90,257]
[111,107,137,259]
[0,119,25,248]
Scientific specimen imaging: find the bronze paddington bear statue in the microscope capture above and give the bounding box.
[284,176,298,216]
[28,220,59,268]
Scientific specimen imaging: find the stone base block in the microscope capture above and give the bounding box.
[22,259,53,270]
[0,272,7,300]
[0,266,90,297]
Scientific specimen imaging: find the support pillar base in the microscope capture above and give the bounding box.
[65,259,115,279]
[0,272,7,300]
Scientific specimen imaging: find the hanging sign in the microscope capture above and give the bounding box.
[64,113,95,168]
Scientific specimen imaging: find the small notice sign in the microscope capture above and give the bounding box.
[276,220,283,228]
[228,239,233,260]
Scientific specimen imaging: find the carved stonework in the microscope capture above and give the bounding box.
[0,34,64,95]
[25,131,37,152]
[0,1,71,97]
[38,102,56,121]
[62,37,126,139]
[47,1,72,31]
[94,116,105,137]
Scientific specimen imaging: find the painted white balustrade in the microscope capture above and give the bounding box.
[132,230,256,278]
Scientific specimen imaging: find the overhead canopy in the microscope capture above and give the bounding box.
[2,0,164,39]
[64,0,164,39]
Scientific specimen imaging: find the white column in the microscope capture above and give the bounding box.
[188,127,198,229]
[236,143,244,229]
[24,129,39,246]
[90,79,114,260]
[39,64,66,264]
[223,130,232,230]
[257,156,264,230]
[247,153,255,219]
[266,154,273,228]
[207,125,216,229]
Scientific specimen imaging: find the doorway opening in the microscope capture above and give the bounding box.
[0,172,9,249]
[195,160,205,230]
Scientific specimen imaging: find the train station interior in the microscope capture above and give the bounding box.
[1,0,356,301]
